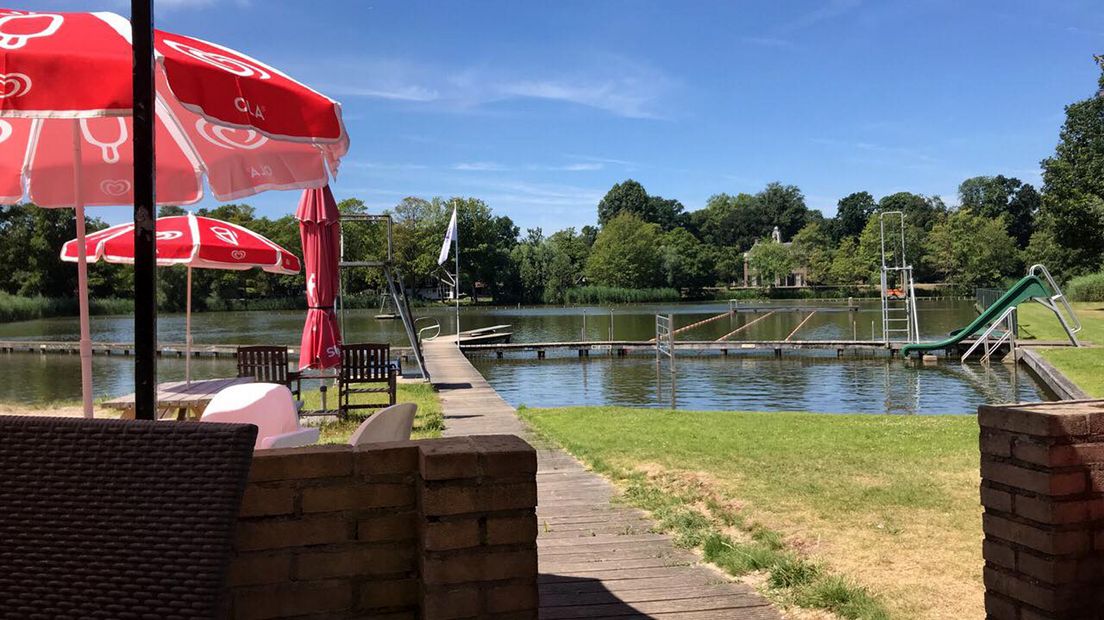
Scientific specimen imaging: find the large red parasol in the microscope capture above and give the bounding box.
[0,7,348,416]
[295,186,342,370]
[60,213,301,382]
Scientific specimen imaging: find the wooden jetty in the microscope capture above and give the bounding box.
[460,338,1074,359]
[463,338,903,359]
[422,339,781,619]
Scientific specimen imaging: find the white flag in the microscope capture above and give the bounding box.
[437,205,457,265]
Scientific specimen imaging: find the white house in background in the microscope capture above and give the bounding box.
[742,226,809,288]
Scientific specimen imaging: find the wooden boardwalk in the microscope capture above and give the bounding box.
[423,340,780,619]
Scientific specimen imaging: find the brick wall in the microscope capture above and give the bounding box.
[222,435,538,620]
[979,400,1104,619]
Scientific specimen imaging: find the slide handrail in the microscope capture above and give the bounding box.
[1029,264,1082,335]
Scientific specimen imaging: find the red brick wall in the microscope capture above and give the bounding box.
[979,401,1104,620]
[222,435,538,620]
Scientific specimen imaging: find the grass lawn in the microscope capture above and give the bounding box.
[1018,301,1104,396]
[522,406,980,620]
[299,382,443,443]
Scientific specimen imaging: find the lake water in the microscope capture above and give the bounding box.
[0,298,1049,412]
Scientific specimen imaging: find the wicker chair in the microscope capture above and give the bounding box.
[339,343,397,417]
[236,345,301,400]
[0,415,256,618]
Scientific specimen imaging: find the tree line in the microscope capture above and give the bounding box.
[2,64,1104,311]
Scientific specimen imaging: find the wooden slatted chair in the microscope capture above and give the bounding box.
[236,345,301,401]
[339,343,397,417]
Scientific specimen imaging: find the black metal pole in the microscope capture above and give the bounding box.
[132,0,157,420]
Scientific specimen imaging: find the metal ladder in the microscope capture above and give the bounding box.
[879,212,920,345]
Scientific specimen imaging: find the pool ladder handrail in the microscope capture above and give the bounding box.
[415,316,442,343]
[962,305,1017,365]
[1029,264,1082,346]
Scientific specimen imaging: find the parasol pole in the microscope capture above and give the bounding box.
[185,265,192,385]
[132,0,157,420]
[72,121,93,418]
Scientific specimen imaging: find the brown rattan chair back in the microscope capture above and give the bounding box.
[0,415,256,619]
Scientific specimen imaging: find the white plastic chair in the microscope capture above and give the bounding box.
[349,403,417,446]
[201,383,320,450]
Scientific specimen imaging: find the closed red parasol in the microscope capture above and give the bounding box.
[295,186,342,370]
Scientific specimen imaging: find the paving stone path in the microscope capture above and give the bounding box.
[423,340,780,619]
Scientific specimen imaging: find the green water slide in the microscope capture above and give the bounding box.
[900,275,1052,356]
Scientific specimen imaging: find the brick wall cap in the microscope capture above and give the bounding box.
[978,401,1104,437]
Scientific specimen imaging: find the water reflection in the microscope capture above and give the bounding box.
[469,352,1044,415]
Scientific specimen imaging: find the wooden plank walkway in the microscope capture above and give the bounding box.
[422,340,780,619]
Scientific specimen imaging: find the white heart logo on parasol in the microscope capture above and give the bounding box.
[0,120,13,145]
[0,73,31,98]
[100,179,131,197]
[155,230,183,241]
[231,250,246,260]
[195,119,268,151]
[162,39,272,80]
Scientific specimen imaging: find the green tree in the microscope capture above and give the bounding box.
[585,212,663,288]
[756,182,810,240]
[596,179,686,230]
[746,237,794,287]
[597,179,649,226]
[828,237,869,285]
[926,208,1020,289]
[790,221,834,284]
[958,175,1039,247]
[660,228,714,291]
[832,191,876,241]
[1035,61,1104,277]
[544,228,589,303]
[690,192,765,250]
[511,228,550,304]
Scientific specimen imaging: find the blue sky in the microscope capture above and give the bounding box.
[24,0,1104,231]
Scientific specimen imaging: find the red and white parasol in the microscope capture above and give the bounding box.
[0,8,348,415]
[61,213,301,383]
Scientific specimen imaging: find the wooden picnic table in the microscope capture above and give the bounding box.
[103,376,254,420]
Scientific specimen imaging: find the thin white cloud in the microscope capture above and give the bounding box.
[453,162,509,172]
[155,0,251,9]
[313,55,673,119]
[779,0,863,33]
[345,161,428,171]
[526,162,604,172]
[741,36,796,49]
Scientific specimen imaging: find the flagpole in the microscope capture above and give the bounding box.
[454,200,461,349]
